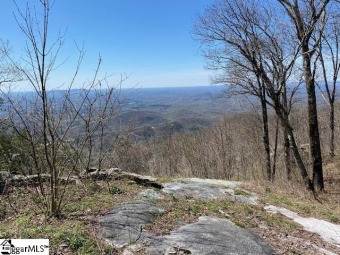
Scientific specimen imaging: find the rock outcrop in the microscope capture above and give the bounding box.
[146,216,274,255]
[100,201,274,255]
[0,168,162,192]
[99,202,165,248]
[162,178,258,204]
[99,178,273,255]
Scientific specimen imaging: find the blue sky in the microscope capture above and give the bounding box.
[0,0,213,89]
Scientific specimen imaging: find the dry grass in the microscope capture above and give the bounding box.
[0,178,145,255]
[0,175,339,255]
[143,189,340,255]
[1,154,339,255]
[242,180,340,224]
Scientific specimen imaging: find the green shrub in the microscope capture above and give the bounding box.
[60,227,94,252]
[108,186,124,195]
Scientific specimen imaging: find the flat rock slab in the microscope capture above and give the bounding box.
[145,216,274,255]
[162,179,258,204]
[162,181,228,199]
[181,178,242,189]
[99,202,164,248]
[265,205,340,248]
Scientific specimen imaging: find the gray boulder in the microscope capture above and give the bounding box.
[99,201,164,248]
[146,216,274,255]
[82,167,122,179]
[136,189,164,201]
[100,207,274,255]
[106,168,122,175]
[0,171,12,194]
[8,174,81,186]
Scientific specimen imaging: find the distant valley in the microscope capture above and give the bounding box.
[114,86,249,136]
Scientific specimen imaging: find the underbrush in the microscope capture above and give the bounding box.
[0,179,144,254]
[0,163,339,255]
[243,178,340,224]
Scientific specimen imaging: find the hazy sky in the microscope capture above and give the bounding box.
[0,0,214,89]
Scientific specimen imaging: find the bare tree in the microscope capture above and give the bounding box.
[277,0,331,191]
[194,0,313,188]
[1,0,123,217]
[0,40,21,86]
[216,66,272,181]
[316,6,340,158]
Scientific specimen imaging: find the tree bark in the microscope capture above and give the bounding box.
[329,103,335,158]
[286,124,313,190]
[283,127,292,180]
[260,85,272,181]
[303,50,324,191]
[282,82,292,180]
[272,119,279,181]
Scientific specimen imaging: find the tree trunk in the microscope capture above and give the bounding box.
[286,125,313,190]
[284,127,292,180]
[260,86,272,181]
[271,119,279,181]
[329,102,335,158]
[303,50,324,191]
[282,83,292,180]
[275,109,313,190]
